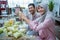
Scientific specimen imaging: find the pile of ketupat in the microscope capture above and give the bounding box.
[0,19,28,39]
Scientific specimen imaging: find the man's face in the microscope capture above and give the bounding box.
[28,5,35,14]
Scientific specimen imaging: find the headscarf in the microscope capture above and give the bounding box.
[37,3,48,12]
[34,3,54,23]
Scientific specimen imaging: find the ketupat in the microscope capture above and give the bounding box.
[4,19,14,27]
[3,28,8,36]
[19,21,28,29]
[7,27,15,31]
[3,19,28,38]
[18,29,27,34]
[13,32,24,38]
[13,25,19,28]
[7,31,13,36]
[0,28,3,34]
[4,21,11,27]
[14,22,21,25]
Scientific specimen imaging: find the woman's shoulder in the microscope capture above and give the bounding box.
[46,11,54,19]
[45,11,55,22]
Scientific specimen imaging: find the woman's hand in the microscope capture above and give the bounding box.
[19,11,26,20]
[19,11,30,24]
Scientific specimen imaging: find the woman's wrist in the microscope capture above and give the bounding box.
[23,17,30,24]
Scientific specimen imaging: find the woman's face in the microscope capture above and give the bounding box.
[37,6,45,15]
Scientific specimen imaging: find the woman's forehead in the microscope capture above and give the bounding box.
[37,5,44,9]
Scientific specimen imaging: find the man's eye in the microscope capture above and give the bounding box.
[29,8,30,9]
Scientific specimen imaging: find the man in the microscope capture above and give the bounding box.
[26,3,40,21]
[26,3,40,36]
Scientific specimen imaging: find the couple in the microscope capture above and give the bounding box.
[17,3,56,40]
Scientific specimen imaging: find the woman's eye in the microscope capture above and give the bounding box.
[41,7,43,8]
[38,8,40,9]
[38,7,40,9]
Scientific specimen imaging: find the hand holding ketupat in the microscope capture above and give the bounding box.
[18,11,26,20]
[18,11,30,24]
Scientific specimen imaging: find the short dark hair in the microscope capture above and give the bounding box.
[28,3,35,8]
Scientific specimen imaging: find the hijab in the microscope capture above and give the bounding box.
[34,3,54,23]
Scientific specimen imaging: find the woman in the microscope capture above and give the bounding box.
[19,3,56,40]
